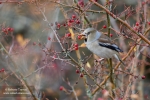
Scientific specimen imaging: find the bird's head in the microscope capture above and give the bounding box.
[82,28,96,36]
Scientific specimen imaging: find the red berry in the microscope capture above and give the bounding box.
[59,86,64,91]
[7,27,11,31]
[71,20,74,23]
[1,68,4,72]
[69,19,74,23]
[97,98,103,100]
[10,28,14,32]
[68,19,71,23]
[66,33,71,37]
[74,43,78,47]
[110,34,113,37]
[103,25,107,29]
[94,0,98,2]
[144,95,148,99]
[2,28,8,34]
[136,22,139,26]
[142,2,145,5]
[76,20,80,24]
[80,73,83,77]
[67,22,72,27]
[48,37,51,40]
[78,35,82,39]
[57,24,61,28]
[76,70,80,73]
[63,23,66,27]
[148,22,150,25]
[2,28,7,33]
[74,47,78,50]
[141,76,146,79]
[72,15,76,19]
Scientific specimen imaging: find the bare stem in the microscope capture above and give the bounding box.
[71,86,79,100]
[105,0,115,97]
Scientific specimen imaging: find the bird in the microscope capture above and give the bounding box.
[81,27,124,64]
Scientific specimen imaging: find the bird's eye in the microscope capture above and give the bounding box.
[87,32,90,35]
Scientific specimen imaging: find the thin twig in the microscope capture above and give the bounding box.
[89,0,150,45]
[71,86,79,100]
[0,43,38,100]
[49,1,104,14]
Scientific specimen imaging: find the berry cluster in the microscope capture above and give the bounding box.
[76,69,84,77]
[2,27,14,35]
[56,14,80,29]
[67,15,80,27]
[78,1,84,7]
[133,22,141,32]
[73,43,78,50]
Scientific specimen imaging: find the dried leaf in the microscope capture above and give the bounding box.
[86,62,91,68]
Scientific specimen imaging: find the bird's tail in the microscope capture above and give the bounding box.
[114,54,125,66]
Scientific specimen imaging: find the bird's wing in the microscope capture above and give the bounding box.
[98,34,123,52]
[98,34,113,44]
[99,43,123,52]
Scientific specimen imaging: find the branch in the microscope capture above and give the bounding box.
[89,0,150,45]
[92,26,150,95]
[49,1,104,14]
[35,1,114,99]
[0,43,38,100]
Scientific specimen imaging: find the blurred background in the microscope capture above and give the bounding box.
[0,0,150,100]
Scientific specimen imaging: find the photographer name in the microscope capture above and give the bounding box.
[5,88,28,92]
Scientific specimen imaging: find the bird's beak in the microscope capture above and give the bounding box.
[78,33,86,39]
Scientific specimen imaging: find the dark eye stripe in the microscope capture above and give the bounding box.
[87,32,90,35]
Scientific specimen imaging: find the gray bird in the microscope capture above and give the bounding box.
[81,28,124,64]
